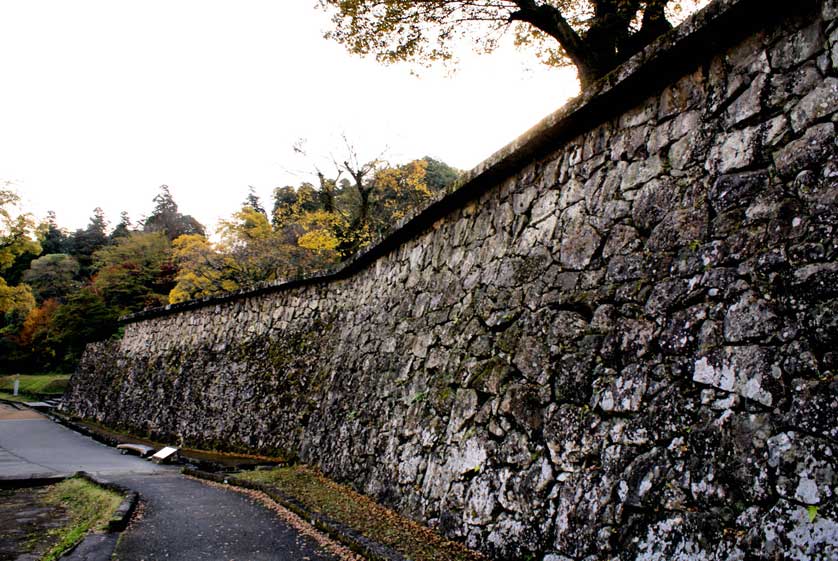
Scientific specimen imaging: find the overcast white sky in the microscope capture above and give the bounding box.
[1,0,583,232]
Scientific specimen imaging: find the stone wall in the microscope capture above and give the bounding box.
[64,0,838,558]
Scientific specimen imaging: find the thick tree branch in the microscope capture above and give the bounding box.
[508,0,591,81]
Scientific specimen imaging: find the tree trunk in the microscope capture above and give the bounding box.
[317,172,336,213]
[622,0,673,56]
[512,0,673,88]
[511,0,595,85]
[348,169,372,233]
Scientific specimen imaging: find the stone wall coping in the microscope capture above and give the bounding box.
[122,0,802,325]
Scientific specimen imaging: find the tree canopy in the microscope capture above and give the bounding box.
[1,153,460,372]
[320,0,706,86]
[143,185,206,241]
[22,254,80,302]
[91,231,174,315]
[0,189,40,273]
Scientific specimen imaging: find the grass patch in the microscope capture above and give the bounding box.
[0,486,69,559]
[0,374,70,399]
[40,477,122,561]
[238,466,484,561]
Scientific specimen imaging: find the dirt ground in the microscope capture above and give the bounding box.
[0,485,69,561]
[0,403,43,421]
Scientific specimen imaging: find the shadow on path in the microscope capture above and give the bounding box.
[109,473,341,561]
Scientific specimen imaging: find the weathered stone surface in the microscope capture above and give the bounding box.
[593,365,648,413]
[790,77,838,132]
[559,205,601,270]
[693,346,783,407]
[63,2,838,560]
[723,290,782,342]
[768,431,836,505]
[709,170,770,213]
[621,156,665,191]
[706,125,760,174]
[783,380,838,443]
[769,20,826,70]
[659,68,705,120]
[741,501,838,561]
[646,209,706,252]
[774,122,836,177]
[832,24,838,69]
[725,73,767,126]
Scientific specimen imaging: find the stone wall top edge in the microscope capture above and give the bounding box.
[121,0,799,325]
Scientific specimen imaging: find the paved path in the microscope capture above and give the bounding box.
[109,473,339,561]
[0,403,165,479]
[0,403,342,561]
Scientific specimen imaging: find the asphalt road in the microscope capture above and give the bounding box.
[109,473,340,561]
[0,403,166,479]
[0,403,342,561]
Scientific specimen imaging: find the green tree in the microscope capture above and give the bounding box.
[109,211,133,241]
[272,183,345,272]
[68,207,110,276]
[171,206,312,303]
[422,157,461,191]
[0,279,36,332]
[0,187,41,369]
[292,138,391,257]
[0,279,38,371]
[170,198,345,303]
[320,0,706,87]
[37,211,70,255]
[0,188,41,273]
[337,153,460,255]
[341,152,379,219]
[91,231,174,315]
[168,154,459,305]
[277,147,461,262]
[244,187,268,218]
[22,254,81,302]
[143,185,205,241]
[3,211,72,287]
[46,287,119,371]
[216,206,294,283]
[2,248,41,287]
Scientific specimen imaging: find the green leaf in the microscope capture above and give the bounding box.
[806,505,818,523]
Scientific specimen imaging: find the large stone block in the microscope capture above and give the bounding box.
[790,77,838,132]
[774,122,836,177]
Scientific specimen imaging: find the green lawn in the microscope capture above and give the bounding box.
[0,477,122,561]
[0,374,70,400]
[238,466,485,561]
[41,477,123,561]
